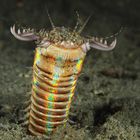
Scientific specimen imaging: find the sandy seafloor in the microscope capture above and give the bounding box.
[0,0,140,140]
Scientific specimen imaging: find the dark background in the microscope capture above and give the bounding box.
[0,0,140,140]
[0,0,140,34]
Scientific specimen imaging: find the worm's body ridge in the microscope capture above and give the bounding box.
[29,44,85,135]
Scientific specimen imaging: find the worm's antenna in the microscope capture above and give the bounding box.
[73,11,81,33]
[70,11,82,40]
[45,8,55,29]
[104,27,124,39]
[78,14,92,34]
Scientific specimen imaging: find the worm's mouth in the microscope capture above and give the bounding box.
[37,39,81,49]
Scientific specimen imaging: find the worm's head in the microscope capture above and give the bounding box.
[10,25,84,47]
[10,24,117,53]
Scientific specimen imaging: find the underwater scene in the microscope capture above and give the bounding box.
[0,0,140,139]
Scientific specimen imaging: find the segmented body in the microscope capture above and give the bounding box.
[29,44,85,136]
[10,16,117,137]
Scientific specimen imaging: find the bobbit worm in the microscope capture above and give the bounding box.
[10,18,117,137]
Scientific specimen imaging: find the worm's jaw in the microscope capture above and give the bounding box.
[89,37,117,51]
[79,37,117,53]
[10,25,39,41]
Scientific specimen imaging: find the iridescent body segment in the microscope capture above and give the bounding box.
[29,44,85,135]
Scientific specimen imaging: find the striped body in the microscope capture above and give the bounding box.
[29,44,86,136]
[10,21,117,138]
